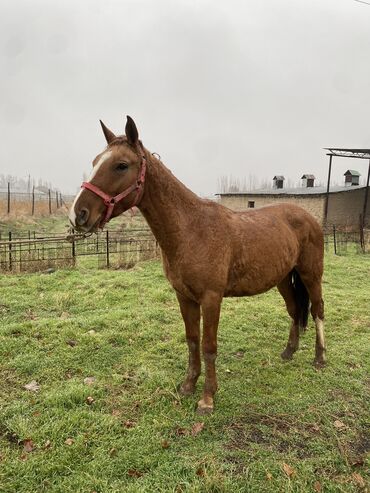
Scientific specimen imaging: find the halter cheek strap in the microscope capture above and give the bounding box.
[81,153,146,228]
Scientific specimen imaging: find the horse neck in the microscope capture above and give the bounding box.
[138,152,201,252]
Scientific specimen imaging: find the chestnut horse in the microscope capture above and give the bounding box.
[69,116,326,414]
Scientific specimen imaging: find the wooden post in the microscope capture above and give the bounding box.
[48,189,52,214]
[7,182,10,214]
[71,228,76,266]
[56,191,59,209]
[31,186,35,216]
[333,224,337,255]
[106,230,110,268]
[8,231,12,271]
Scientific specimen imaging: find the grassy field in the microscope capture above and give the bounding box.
[0,210,146,237]
[0,252,369,492]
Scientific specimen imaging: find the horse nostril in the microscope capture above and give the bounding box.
[77,207,89,226]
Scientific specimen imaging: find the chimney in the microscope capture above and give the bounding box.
[273,175,285,189]
[301,174,315,188]
[344,170,360,187]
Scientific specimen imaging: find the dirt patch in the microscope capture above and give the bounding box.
[225,410,318,459]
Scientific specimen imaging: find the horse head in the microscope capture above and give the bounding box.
[69,116,146,232]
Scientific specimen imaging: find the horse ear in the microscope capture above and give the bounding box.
[99,120,116,144]
[125,115,139,145]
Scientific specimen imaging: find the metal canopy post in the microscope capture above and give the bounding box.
[362,159,370,228]
[324,154,332,227]
[323,148,370,230]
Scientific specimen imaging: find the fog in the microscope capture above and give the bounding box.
[1,0,369,195]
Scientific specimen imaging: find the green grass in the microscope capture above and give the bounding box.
[0,252,369,492]
[0,210,147,237]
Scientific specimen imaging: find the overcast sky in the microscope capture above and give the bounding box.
[1,0,369,195]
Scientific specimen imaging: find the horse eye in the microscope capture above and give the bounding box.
[116,163,128,171]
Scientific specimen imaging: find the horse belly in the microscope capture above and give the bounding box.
[225,257,296,297]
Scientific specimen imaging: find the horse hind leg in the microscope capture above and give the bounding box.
[277,274,302,361]
[296,270,326,367]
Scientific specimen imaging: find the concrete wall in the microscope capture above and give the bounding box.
[326,188,369,227]
[219,188,369,227]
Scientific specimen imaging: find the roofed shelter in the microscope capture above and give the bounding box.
[324,148,370,228]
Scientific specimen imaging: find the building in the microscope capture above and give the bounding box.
[216,171,369,228]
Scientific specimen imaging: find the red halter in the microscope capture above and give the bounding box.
[81,153,146,228]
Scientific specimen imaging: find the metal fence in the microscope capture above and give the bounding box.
[0,186,75,216]
[0,226,368,274]
[0,228,159,273]
[323,226,369,255]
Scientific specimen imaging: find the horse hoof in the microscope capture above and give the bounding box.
[196,399,214,415]
[179,382,195,396]
[314,358,326,369]
[281,348,294,360]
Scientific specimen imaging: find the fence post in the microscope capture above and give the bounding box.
[7,182,10,214]
[8,231,12,271]
[106,230,110,268]
[333,225,337,255]
[48,189,52,214]
[71,228,76,266]
[31,186,35,215]
[359,215,365,253]
[55,192,59,209]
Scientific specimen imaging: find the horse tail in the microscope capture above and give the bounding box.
[291,269,310,331]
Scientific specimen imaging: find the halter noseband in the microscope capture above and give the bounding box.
[81,151,146,228]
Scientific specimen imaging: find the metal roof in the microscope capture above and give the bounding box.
[301,174,315,179]
[273,175,285,180]
[324,148,370,159]
[344,169,361,176]
[216,185,367,197]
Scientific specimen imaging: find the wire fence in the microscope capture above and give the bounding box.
[0,225,368,274]
[0,186,75,216]
[0,228,159,273]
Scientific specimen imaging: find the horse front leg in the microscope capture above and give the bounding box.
[197,291,222,415]
[176,293,201,396]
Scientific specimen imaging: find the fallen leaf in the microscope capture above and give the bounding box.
[83,377,95,386]
[313,480,322,492]
[24,380,40,392]
[109,447,117,457]
[266,472,272,480]
[161,440,170,449]
[124,420,136,429]
[235,351,245,358]
[352,472,365,488]
[282,462,295,477]
[175,427,188,436]
[128,469,143,478]
[333,419,346,430]
[44,440,51,449]
[191,422,204,436]
[310,423,320,433]
[66,339,77,347]
[196,466,205,477]
[64,438,74,446]
[86,396,94,405]
[23,439,34,453]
